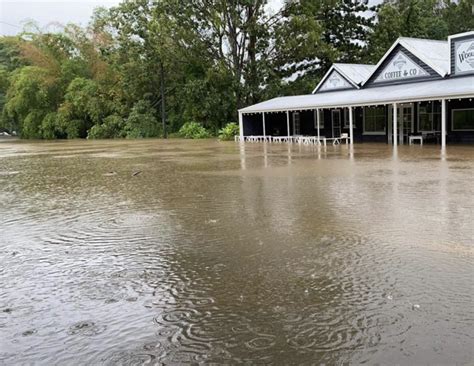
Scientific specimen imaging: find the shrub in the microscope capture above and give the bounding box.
[124,100,161,138]
[22,110,45,139]
[87,115,125,139]
[178,121,210,139]
[64,119,83,139]
[218,122,239,141]
[40,112,62,139]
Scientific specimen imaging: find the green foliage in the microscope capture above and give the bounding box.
[63,78,101,123]
[124,100,161,138]
[178,122,210,139]
[40,112,63,139]
[218,122,239,141]
[88,114,125,139]
[4,67,51,136]
[366,0,473,62]
[22,110,46,139]
[180,66,236,133]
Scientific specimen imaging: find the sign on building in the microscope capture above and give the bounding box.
[319,70,353,91]
[454,39,474,74]
[374,51,428,83]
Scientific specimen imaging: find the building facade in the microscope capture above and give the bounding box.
[239,32,474,147]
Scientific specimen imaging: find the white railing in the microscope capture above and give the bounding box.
[236,135,352,146]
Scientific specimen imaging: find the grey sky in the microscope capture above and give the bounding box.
[0,0,120,35]
[0,0,379,37]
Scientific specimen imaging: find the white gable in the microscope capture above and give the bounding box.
[454,37,474,74]
[374,51,429,83]
[319,70,353,91]
[449,31,474,75]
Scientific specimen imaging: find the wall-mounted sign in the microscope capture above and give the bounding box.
[374,51,429,83]
[319,70,353,91]
[455,39,474,74]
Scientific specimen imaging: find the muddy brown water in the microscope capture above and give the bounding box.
[0,139,473,365]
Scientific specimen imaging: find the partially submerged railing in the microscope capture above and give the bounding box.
[235,134,350,146]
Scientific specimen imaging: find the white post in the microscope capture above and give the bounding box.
[316,108,320,142]
[393,103,397,146]
[262,112,266,139]
[286,111,290,140]
[239,112,244,140]
[349,106,353,145]
[441,99,446,149]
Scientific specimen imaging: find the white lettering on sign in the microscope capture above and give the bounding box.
[374,51,429,83]
[319,70,352,91]
[455,39,474,74]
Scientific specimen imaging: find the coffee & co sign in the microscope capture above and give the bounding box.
[374,51,428,83]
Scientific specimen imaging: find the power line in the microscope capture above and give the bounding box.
[0,20,22,29]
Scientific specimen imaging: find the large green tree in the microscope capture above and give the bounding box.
[367,0,474,62]
[267,0,375,97]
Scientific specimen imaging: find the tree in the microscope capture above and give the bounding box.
[4,67,51,138]
[159,0,277,111]
[366,0,473,62]
[441,0,474,36]
[0,37,25,132]
[268,0,375,97]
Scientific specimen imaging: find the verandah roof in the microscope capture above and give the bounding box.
[239,76,474,114]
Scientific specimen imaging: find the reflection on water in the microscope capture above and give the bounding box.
[0,139,473,364]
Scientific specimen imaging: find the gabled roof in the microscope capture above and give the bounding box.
[312,63,376,93]
[362,37,449,86]
[334,63,377,85]
[399,38,450,75]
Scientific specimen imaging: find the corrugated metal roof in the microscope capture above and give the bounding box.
[240,76,474,113]
[334,63,376,85]
[362,37,451,85]
[312,63,376,93]
[399,37,450,76]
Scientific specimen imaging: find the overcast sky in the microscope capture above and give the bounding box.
[0,0,382,37]
[0,0,289,36]
[1,0,118,36]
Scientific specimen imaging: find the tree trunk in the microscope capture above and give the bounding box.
[160,62,167,139]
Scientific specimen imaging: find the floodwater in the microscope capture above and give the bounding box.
[0,139,473,365]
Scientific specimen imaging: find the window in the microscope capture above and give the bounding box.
[452,109,474,131]
[343,109,350,128]
[342,108,356,128]
[418,102,441,132]
[363,106,386,135]
[293,112,301,135]
[332,110,341,127]
[314,110,325,129]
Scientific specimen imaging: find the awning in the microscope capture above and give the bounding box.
[239,76,474,113]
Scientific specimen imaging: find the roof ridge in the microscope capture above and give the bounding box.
[399,37,447,44]
[334,63,375,67]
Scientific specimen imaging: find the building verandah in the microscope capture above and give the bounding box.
[238,97,474,148]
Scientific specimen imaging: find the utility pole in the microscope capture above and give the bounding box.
[160,62,167,138]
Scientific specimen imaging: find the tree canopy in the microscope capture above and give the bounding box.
[0,0,471,139]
